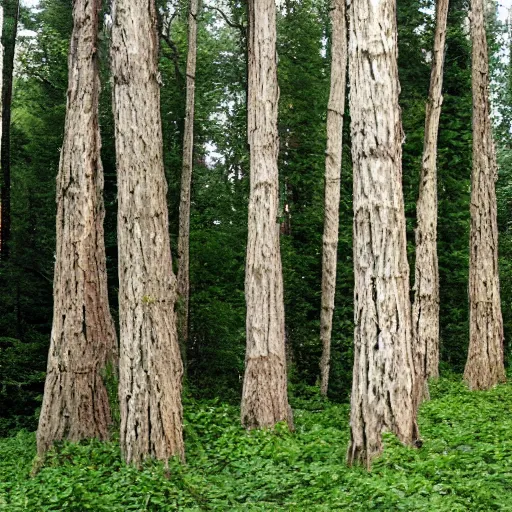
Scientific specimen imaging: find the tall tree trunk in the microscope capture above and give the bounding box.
[464,0,506,389]
[177,0,199,369]
[241,0,292,430]
[0,0,20,260]
[36,0,118,456]
[319,0,347,397]
[412,0,449,401]
[111,0,185,465]
[346,0,419,468]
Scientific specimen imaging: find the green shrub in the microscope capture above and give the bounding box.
[1,378,512,510]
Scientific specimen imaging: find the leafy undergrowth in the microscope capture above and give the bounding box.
[1,379,512,511]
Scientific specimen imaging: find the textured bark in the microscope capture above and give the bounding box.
[412,0,449,402]
[241,0,292,430]
[177,0,199,366]
[319,0,347,397]
[36,0,117,456]
[0,0,20,259]
[347,0,419,468]
[464,0,506,390]
[112,0,185,465]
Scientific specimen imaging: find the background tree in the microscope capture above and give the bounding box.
[436,0,472,371]
[1,0,20,259]
[496,7,512,370]
[111,0,185,464]
[177,0,199,365]
[347,0,418,468]
[0,0,71,436]
[36,0,117,456]
[241,0,292,429]
[464,0,506,389]
[412,0,449,401]
[319,0,347,397]
[277,0,333,392]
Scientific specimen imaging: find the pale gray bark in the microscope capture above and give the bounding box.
[464,0,506,390]
[112,0,185,465]
[346,0,419,468]
[241,0,292,430]
[177,0,199,364]
[412,0,449,402]
[37,0,117,456]
[319,0,347,397]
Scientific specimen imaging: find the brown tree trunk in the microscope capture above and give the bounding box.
[464,0,506,390]
[111,0,185,465]
[319,0,347,397]
[0,0,20,260]
[346,0,419,469]
[177,0,199,368]
[241,0,292,430]
[36,0,118,456]
[412,0,449,402]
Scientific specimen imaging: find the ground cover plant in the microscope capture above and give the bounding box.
[1,377,512,511]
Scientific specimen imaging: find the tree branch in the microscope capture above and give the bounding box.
[204,5,244,31]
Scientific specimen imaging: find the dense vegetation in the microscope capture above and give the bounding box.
[1,0,512,505]
[2,378,512,510]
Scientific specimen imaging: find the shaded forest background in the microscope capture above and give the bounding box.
[1,0,511,436]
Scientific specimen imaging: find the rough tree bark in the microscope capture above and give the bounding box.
[346,0,419,468]
[0,0,20,259]
[412,0,449,402]
[36,0,117,456]
[241,0,292,430]
[464,0,506,390]
[177,0,199,366]
[319,0,347,397]
[111,0,185,465]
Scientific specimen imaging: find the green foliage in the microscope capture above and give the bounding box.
[0,0,71,436]
[2,379,512,510]
[0,337,46,436]
[435,0,473,371]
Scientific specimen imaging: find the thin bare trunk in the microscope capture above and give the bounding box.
[37,0,117,456]
[177,0,199,367]
[241,0,292,430]
[412,0,449,402]
[319,0,347,397]
[464,0,506,390]
[112,0,185,465]
[346,0,419,469]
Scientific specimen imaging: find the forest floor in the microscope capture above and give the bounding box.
[1,377,512,511]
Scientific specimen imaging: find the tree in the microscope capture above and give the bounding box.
[464,0,506,389]
[412,0,449,400]
[319,0,347,397]
[177,0,199,366]
[346,0,419,468]
[241,0,292,429]
[111,0,185,464]
[36,0,117,456]
[277,0,332,392]
[1,0,20,259]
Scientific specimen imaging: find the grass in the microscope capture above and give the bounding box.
[1,378,512,510]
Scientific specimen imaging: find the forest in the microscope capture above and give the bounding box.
[1,0,512,509]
